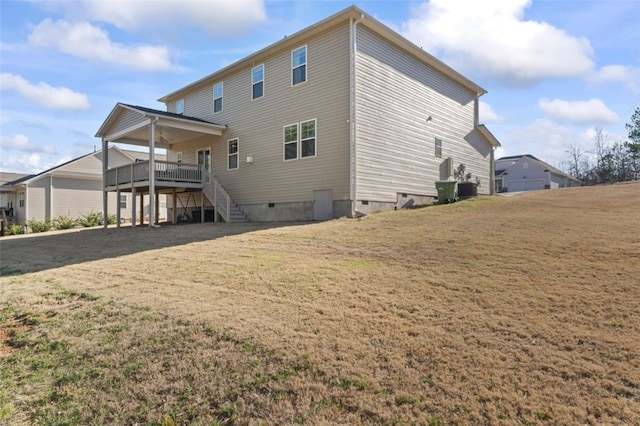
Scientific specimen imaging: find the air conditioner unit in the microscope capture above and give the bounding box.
[445,157,454,178]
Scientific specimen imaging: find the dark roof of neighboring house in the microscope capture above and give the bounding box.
[497,154,543,162]
[0,172,31,186]
[1,174,35,187]
[121,104,219,125]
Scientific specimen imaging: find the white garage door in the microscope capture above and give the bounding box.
[508,180,545,192]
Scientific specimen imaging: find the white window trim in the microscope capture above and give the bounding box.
[291,45,307,87]
[119,194,127,209]
[213,82,223,113]
[283,118,317,161]
[176,99,184,115]
[251,64,264,100]
[228,138,239,170]
[435,138,442,158]
[197,147,212,173]
[283,122,299,161]
[176,151,183,163]
[300,118,317,159]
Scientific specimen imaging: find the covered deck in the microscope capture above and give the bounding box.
[96,103,233,227]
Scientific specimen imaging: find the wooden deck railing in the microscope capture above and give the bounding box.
[105,160,202,187]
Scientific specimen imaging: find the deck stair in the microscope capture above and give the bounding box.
[201,170,249,223]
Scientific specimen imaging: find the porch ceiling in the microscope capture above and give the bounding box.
[96,103,226,149]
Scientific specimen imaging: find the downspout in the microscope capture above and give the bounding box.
[102,139,108,229]
[49,174,54,221]
[350,13,366,218]
[149,117,160,228]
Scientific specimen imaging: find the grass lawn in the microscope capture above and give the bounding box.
[1,183,639,425]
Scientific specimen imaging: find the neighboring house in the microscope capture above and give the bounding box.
[96,5,500,225]
[1,172,31,214]
[495,155,581,193]
[0,147,167,226]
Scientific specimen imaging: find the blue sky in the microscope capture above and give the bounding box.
[1,0,639,174]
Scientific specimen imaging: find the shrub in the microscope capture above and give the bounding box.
[26,218,52,233]
[6,224,25,235]
[52,214,76,230]
[106,213,117,225]
[76,211,103,227]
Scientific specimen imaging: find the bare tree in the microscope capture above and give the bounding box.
[564,142,587,179]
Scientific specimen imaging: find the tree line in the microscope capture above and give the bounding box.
[564,107,640,185]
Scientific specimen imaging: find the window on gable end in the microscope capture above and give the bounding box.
[252,64,264,99]
[292,46,307,85]
[176,99,184,114]
[213,82,223,113]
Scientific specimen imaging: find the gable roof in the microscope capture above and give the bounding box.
[95,103,226,139]
[496,154,580,182]
[478,124,501,148]
[158,5,486,103]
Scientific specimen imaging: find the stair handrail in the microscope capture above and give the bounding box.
[201,168,231,222]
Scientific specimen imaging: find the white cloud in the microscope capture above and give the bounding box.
[589,65,640,95]
[0,73,91,110]
[503,119,578,167]
[41,0,267,36]
[538,98,619,124]
[28,19,172,71]
[479,101,504,122]
[402,0,594,84]
[0,134,57,154]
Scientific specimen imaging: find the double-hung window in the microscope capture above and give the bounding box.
[228,139,239,170]
[213,82,223,113]
[284,124,298,161]
[119,194,127,209]
[435,138,442,158]
[292,46,307,85]
[284,119,316,160]
[252,64,264,99]
[300,119,316,158]
[175,99,184,114]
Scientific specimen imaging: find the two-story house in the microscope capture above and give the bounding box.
[96,5,500,225]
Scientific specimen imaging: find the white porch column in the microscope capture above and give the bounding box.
[148,119,157,227]
[116,189,121,228]
[102,139,109,229]
[131,187,137,228]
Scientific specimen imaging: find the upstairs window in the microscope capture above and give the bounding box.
[300,119,316,158]
[175,99,184,114]
[284,123,298,161]
[213,82,223,113]
[435,138,442,158]
[228,139,239,170]
[252,64,264,99]
[292,46,307,85]
[176,151,183,163]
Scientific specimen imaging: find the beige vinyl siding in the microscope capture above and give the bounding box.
[110,109,144,135]
[169,22,352,205]
[354,25,492,200]
[26,180,46,221]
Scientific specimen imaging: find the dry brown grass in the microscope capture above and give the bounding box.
[1,183,639,425]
